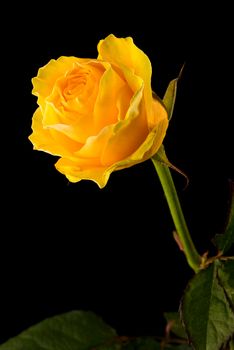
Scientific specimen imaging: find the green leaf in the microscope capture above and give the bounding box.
[228,338,234,350]
[218,259,234,307]
[96,344,121,350]
[122,337,191,349]
[213,181,234,254]
[122,337,161,350]
[166,346,192,350]
[0,311,118,350]
[164,312,188,339]
[163,64,185,121]
[180,260,234,350]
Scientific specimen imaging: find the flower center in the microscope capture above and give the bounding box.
[64,68,91,99]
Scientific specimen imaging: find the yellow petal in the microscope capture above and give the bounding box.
[60,60,104,114]
[45,118,95,144]
[28,108,81,157]
[54,108,168,188]
[101,84,148,165]
[77,125,113,158]
[121,98,169,163]
[107,116,169,175]
[93,65,131,128]
[55,157,110,188]
[128,114,168,161]
[97,35,151,80]
[43,100,65,125]
[149,97,168,129]
[97,34,152,116]
[116,84,133,120]
[40,60,107,143]
[32,56,85,109]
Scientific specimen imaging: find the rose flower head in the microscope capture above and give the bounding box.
[29,34,168,188]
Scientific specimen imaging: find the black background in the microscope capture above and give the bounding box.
[1,2,233,344]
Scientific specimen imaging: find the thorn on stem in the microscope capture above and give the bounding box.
[173,231,184,251]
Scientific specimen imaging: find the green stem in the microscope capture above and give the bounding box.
[152,159,201,273]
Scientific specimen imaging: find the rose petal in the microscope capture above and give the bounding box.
[93,65,131,128]
[43,118,95,144]
[97,34,152,117]
[108,115,169,172]
[28,108,81,157]
[41,61,108,143]
[55,157,109,188]
[32,57,87,109]
[76,125,114,158]
[101,84,148,165]
[54,108,168,188]
[148,97,168,130]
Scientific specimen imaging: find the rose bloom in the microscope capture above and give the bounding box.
[29,34,168,188]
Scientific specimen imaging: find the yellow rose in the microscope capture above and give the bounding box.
[29,34,168,188]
